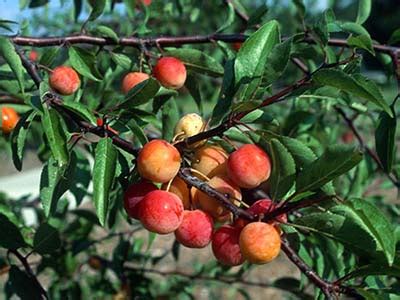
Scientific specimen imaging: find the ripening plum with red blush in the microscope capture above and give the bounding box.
[123,181,158,219]
[212,225,244,266]
[139,190,184,234]
[175,210,214,248]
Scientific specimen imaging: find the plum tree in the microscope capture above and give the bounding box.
[48,66,80,95]
[153,57,187,89]
[0,2,397,299]
[137,139,181,183]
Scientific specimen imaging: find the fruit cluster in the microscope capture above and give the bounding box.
[1,55,186,134]
[47,56,187,95]
[124,113,286,266]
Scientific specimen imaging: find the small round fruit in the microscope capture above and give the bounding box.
[139,190,184,234]
[137,139,181,183]
[175,210,214,248]
[153,57,187,89]
[341,131,354,144]
[121,72,149,94]
[1,107,19,134]
[174,113,206,147]
[227,144,271,189]
[239,222,281,264]
[162,176,190,209]
[49,66,81,95]
[29,50,38,61]
[123,181,158,219]
[212,225,244,266]
[232,42,242,51]
[88,256,103,270]
[192,145,228,178]
[195,175,241,221]
[234,199,287,229]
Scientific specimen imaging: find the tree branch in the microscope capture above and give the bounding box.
[8,249,48,299]
[334,106,400,188]
[14,33,370,300]
[280,237,362,300]
[178,168,255,220]
[10,34,400,55]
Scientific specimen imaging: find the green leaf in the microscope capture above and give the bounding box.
[91,25,118,42]
[235,20,280,97]
[388,28,400,45]
[88,0,106,21]
[73,0,83,21]
[42,108,69,168]
[0,213,25,249]
[297,198,395,265]
[375,110,396,173]
[312,69,392,116]
[0,37,25,95]
[165,48,224,77]
[269,139,296,200]
[0,19,18,32]
[277,135,335,195]
[296,145,363,193]
[185,74,203,114]
[110,53,132,70]
[216,2,235,33]
[210,59,236,126]
[5,266,43,300]
[247,4,268,27]
[347,35,374,55]
[313,10,329,45]
[339,22,370,37]
[356,0,371,24]
[33,223,61,254]
[93,138,118,226]
[40,153,77,217]
[121,78,160,108]
[10,110,37,171]
[126,119,148,146]
[293,0,305,18]
[29,0,49,8]
[68,46,102,82]
[264,38,292,83]
[162,98,179,141]
[340,256,400,280]
[256,131,335,196]
[39,47,59,67]
[62,100,97,124]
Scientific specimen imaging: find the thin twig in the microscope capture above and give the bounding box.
[8,249,48,299]
[9,34,400,55]
[335,106,400,188]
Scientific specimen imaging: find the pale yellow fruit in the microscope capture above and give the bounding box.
[174,113,206,147]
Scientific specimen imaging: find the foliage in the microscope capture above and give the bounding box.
[0,0,399,299]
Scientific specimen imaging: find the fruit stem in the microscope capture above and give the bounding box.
[189,168,211,181]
